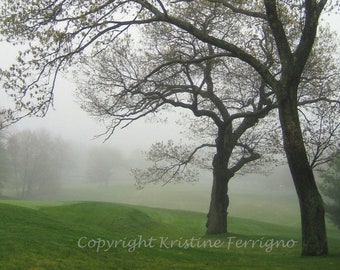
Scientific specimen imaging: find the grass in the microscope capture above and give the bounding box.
[0,199,339,270]
[2,180,303,227]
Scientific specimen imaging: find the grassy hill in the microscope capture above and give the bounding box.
[0,200,339,270]
[53,182,302,227]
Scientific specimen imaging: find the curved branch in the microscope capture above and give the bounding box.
[263,0,293,62]
[208,0,267,20]
[230,142,260,175]
[294,0,328,69]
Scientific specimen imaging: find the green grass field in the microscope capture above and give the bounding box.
[0,200,339,270]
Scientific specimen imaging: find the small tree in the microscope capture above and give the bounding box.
[319,154,340,229]
[6,129,68,198]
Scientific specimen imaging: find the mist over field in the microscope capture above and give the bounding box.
[54,167,301,227]
[1,130,300,227]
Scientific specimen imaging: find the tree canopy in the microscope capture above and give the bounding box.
[0,1,336,121]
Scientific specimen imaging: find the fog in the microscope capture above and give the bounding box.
[1,117,300,226]
[1,12,339,227]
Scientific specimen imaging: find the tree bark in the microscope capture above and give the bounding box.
[206,150,230,234]
[278,89,328,256]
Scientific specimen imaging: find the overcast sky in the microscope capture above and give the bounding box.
[1,11,339,156]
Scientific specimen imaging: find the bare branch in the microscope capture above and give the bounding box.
[133,141,215,188]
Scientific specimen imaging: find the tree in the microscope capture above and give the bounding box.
[319,153,340,229]
[6,130,68,198]
[77,18,283,234]
[1,0,339,255]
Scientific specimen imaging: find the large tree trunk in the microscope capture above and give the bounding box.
[278,92,328,256]
[206,152,230,234]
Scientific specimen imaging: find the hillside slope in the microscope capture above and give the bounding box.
[0,201,339,270]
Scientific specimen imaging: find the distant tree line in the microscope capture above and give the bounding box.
[0,128,126,199]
